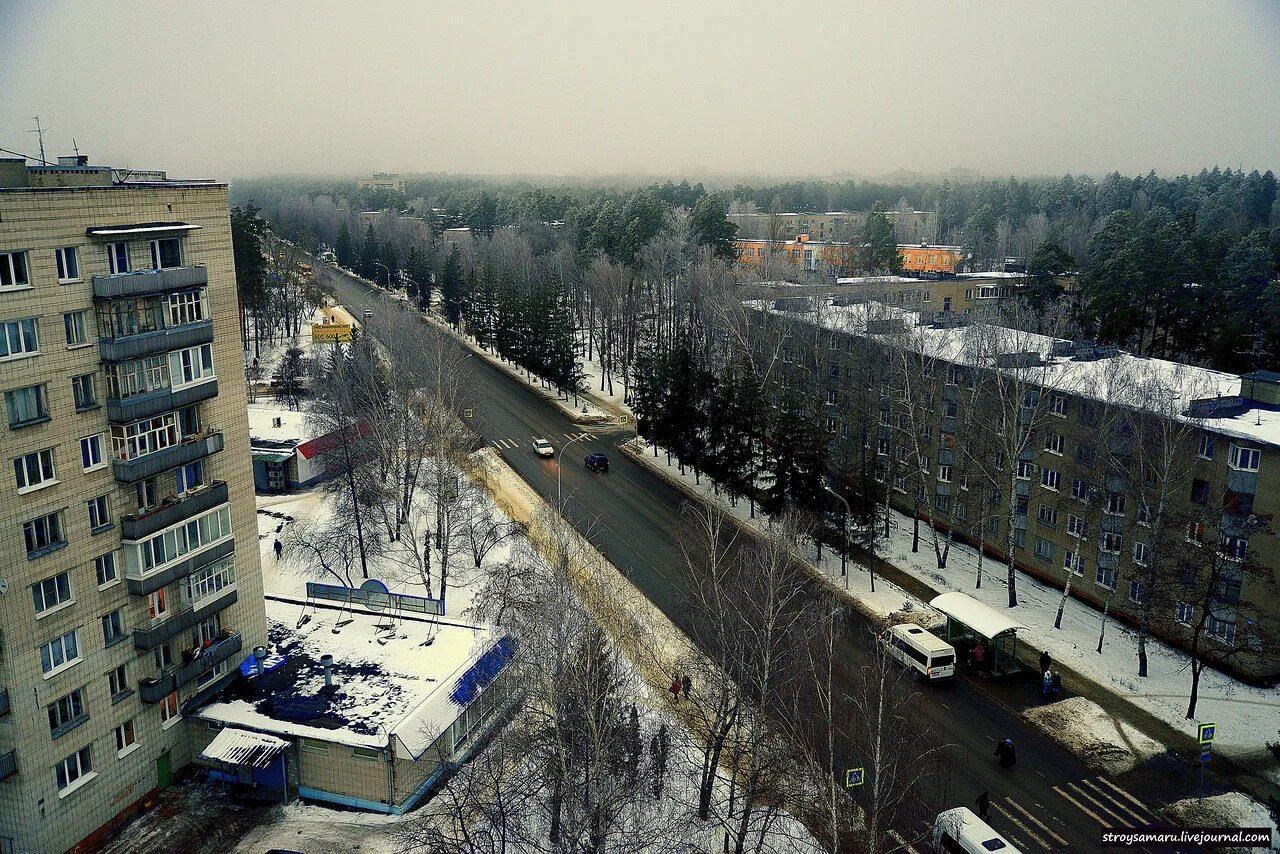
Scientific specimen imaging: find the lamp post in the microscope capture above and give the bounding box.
[372,261,392,291]
[824,483,851,588]
[557,432,591,507]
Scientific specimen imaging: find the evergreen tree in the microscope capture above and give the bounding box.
[358,224,379,281]
[406,245,433,307]
[335,221,353,268]
[470,263,500,350]
[862,203,903,274]
[441,245,464,326]
[377,240,399,289]
[462,190,498,238]
[763,389,827,516]
[229,204,268,347]
[689,194,738,261]
[649,723,669,800]
[1024,238,1075,312]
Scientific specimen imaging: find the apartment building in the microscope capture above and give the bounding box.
[0,159,267,854]
[729,209,938,244]
[751,297,1280,682]
[735,235,970,277]
[356,173,405,194]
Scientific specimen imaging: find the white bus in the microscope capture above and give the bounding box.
[881,624,956,682]
[932,807,1022,853]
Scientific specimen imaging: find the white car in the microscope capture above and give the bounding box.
[532,438,554,458]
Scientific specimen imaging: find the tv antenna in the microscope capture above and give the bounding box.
[29,116,49,165]
[72,138,80,158]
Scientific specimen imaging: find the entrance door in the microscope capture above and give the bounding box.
[156,752,171,790]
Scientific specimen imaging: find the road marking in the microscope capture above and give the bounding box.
[1003,797,1069,846]
[1053,784,1110,825]
[886,830,919,854]
[1080,778,1149,825]
[1034,769,1047,778]
[991,802,1051,850]
[1094,775,1154,815]
[1063,781,1134,828]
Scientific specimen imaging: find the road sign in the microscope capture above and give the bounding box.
[845,767,864,788]
[1200,750,1212,763]
[1198,723,1216,745]
[464,408,474,419]
[618,414,630,425]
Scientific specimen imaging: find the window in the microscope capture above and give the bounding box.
[1190,478,1210,505]
[1175,601,1194,626]
[1050,393,1068,416]
[154,642,174,670]
[1137,502,1152,526]
[1095,564,1116,589]
[876,437,888,456]
[946,365,962,385]
[1219,536,1247,562]
[88,494,111,532]
[1129,580,1148,605]
[183,556,235,606]
[48,688,87,736]
[108,354,170,400]
[944,399,958,418]
[160,691,180,727]
[1067,514,1086,538]
[1013,528,1026,548]
[55,247,80,282]
[111,413,179,461]
[1180,564,1199,587]
[919,454,930,474]
[23,511,65,556]
[0,317,40,359]
[14,447,57,492]
[147,588,169,621]
[40,629,80,676]
[1071,479,1089,502]
[1100,531,1122,554]
[71,373,97,411]
[1228,444,1260,472]
[893,476,907,493]
[5,383,48,426]
[1063,549,1084,575]
[1207,610,1236,644]
[32,570,73,615]
[150,238,183,269]
[1016,460,1033,480]
[1076,443,1096,467]
[1105,492,1126,516]
[80,434,105,471]
[192,613,220,647]
[1132,541,1150,566]
[0,250,30,289]
[1041,467,1061,491]
[826,416,837,434]
[1023,389,1040,410]
[102,609,126,646]
[95,551,118,587]
[108,664,130,700]
[107,241,130,274]
[782,347,793,363]
[1037,505,1057,525]
[934,494,951,512]
[826,389,839,405]
[938,464,952,483]
[63,311,89,347]
[170,343,216,388]
[55,746,94,795]
[115,719,139,756]
[1034,537,1055,560]
[1197,432,1215,460]
[1044,432,1064,455]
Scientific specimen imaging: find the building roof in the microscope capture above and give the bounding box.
[201,727,289,769]
[198,599,506,759]
[930,592,1027,639]
[748,297,1280,448]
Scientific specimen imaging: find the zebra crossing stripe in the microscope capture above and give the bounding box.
[1080,778,1149,825]
[1053,784,1110,825]
[1094,775,1154,815]
[1003,797,1068,846]
[991,802,1051,849]
[1065,781,1136,828]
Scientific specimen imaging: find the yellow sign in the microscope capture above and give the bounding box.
[311,322,353,343]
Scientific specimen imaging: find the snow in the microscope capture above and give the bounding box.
[930,590,1027,639]
[1165,793,1278,852]
[1024,697,1164,775]
[201,727,289,768]
[246,402,311,444]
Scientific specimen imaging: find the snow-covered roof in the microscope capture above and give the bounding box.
[201,727,289,768]
[198,600,506,759]
[930,592,1027,639]
[247,404,311,447]
[835,275,926,285]
[747,297,1280,448]
[955,271,1027,279]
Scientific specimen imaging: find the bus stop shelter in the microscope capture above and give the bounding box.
[929,592,1027,677]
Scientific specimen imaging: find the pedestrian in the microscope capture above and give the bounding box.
[995,737,1016,769]
[975,790,990,820]
[1050,670,1062,699]
[669,676,681,703]
[970,641,986,671]
[273,538,283,560]
[681,674,692,699]
[1041,668,1053,697]
[1039,650,1051,675]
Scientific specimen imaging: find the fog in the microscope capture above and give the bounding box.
[2,0,1278,180]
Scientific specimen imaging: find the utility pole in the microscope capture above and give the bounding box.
[29,116,49,165]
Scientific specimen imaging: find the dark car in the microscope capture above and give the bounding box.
[585,452,609,472]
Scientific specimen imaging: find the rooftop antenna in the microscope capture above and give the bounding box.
[29,116,48,165]
[72,138,80,158]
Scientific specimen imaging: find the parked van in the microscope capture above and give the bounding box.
[932,807,1022,853]
[882,624,956,682]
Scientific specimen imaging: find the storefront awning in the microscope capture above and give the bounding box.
[201,727,288,769]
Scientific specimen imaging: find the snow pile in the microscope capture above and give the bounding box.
[1023,697,1164,775]
[1166,793,1277,852]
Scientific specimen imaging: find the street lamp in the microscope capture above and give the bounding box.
[557,432,591,507]
[372,261,392,291]
[824,483,851,587]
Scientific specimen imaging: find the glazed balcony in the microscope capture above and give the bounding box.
[125,538,235,597]
[122,481,228,541]
[92,265,207,299]
[107,378,219,424]
[112,429,223,484]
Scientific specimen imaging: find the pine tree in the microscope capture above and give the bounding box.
[335,221,353,268]
[358,224,379,281]
[689,194,738,261]
[862,203,903,274]
[650,723,669,800]
[441,245,464,326]
[470,263,500,350]
[377,241,399,289]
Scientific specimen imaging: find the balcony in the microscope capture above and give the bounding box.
[98,319,213,363]
[0,688,8,717]
[92,265,208,299]
[126,537,235,597]
[0,749,14,782]
[139,631,242,704]
[107,378,219,424]
[122,481,228,541]
[132,586,239,651]
[112,429,223,484]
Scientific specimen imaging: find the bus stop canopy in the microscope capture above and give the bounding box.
[930,592,1028,677]
[930,592,1027,639]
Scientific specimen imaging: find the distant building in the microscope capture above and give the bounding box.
[734,235,972,277]
[356,173,405,194]
[729,209,938,244]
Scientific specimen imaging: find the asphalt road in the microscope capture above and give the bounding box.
[316,264,1195,852]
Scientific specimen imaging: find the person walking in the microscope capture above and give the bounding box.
[273,538,283,560]
[669,676,681,703]
[975,790,991,820]
[681,674,692,699]
[1050,670,1062,699]
[1041,668,1053,698]
[995,737,1016,769]
[1039,650,1051,675]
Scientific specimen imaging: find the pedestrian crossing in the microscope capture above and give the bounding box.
[492,432,595,451]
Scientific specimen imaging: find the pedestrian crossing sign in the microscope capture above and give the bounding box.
[845,767,864,788]
[618,414,629,425]
[464,408,474,419]
[1198,723,1216,745]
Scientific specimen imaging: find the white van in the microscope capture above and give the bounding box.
[882,624,956,682]
[932,807,1022,853]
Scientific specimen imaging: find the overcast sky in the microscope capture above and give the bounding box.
[2,0,1278,181]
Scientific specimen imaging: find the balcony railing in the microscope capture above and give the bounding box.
[139,631,242,703]
[122,481,228,541]
[92,265,208,299]
[112,430,223,484]
[98,319,213,363]
[107,378,219,424]
[131,586,238,651]
[0,749,14,781]
[126,537,234,597]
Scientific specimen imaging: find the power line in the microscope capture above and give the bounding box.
[0,145,48,163]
